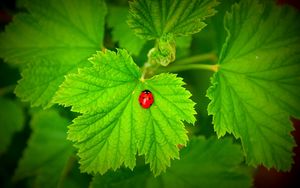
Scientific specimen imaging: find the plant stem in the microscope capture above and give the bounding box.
[141,47,218,79]
[0,85,16,96]
[161,64,219,73]
[57,155,76,188]
[175,52,218,65]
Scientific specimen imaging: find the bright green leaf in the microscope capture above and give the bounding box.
[128,0,219,39]
[14,56,89,108]
[0,97,24,154]
[207,0,300,170]
[0,0,107,108]
[54,49,196,176]
[107,5,192,56]
[90,137,252,188]
[13,110,73,188]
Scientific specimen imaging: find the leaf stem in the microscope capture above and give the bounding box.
[57,155,76,188]
[174,52,218,65]
[141,46,218,79]
[161,64,219,73]
[0,85,16,96]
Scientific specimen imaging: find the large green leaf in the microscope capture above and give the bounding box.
[207,0,300,170]
[128,0,219,39]
[54,49,196,176]
[0,0,107,108]
[13,110,73,188]
[90,137,252,188]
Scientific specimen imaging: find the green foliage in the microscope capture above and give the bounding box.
[54,49,196,176]
[107,5,192,58]
[13,110,73,188]
[90,137,252,188]
[14,58,80,108]
[128,0,219,66]
[207,0,300,170]
[0,0,299,186]
[0,0,107,108]
[0,97,24,154]
[128,0,219,39]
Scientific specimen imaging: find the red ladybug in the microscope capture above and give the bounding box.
[139,90,154,109]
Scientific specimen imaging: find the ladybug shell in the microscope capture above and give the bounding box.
[139,90,154,109]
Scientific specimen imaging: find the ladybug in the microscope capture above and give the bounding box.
[139,90,154,109]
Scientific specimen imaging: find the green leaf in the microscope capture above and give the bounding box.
[54,49,196,176]
[108,6,147,56]
[14,57,88,108]
[207,0,300,170]
[128,0,219,40]
[13,110,73,188]
[0,97,24,154]
[107,6,191,56]
[90,137,252,188]
[0,0,107,108]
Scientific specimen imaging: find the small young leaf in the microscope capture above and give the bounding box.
[54,49,196,176]
[0,97,24,154]
[13,110,73,188]
[207,0,300,170]
[128,0,219,39]
[90,137,252,188]
[0,0,107,108]
[147,33,177,66]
